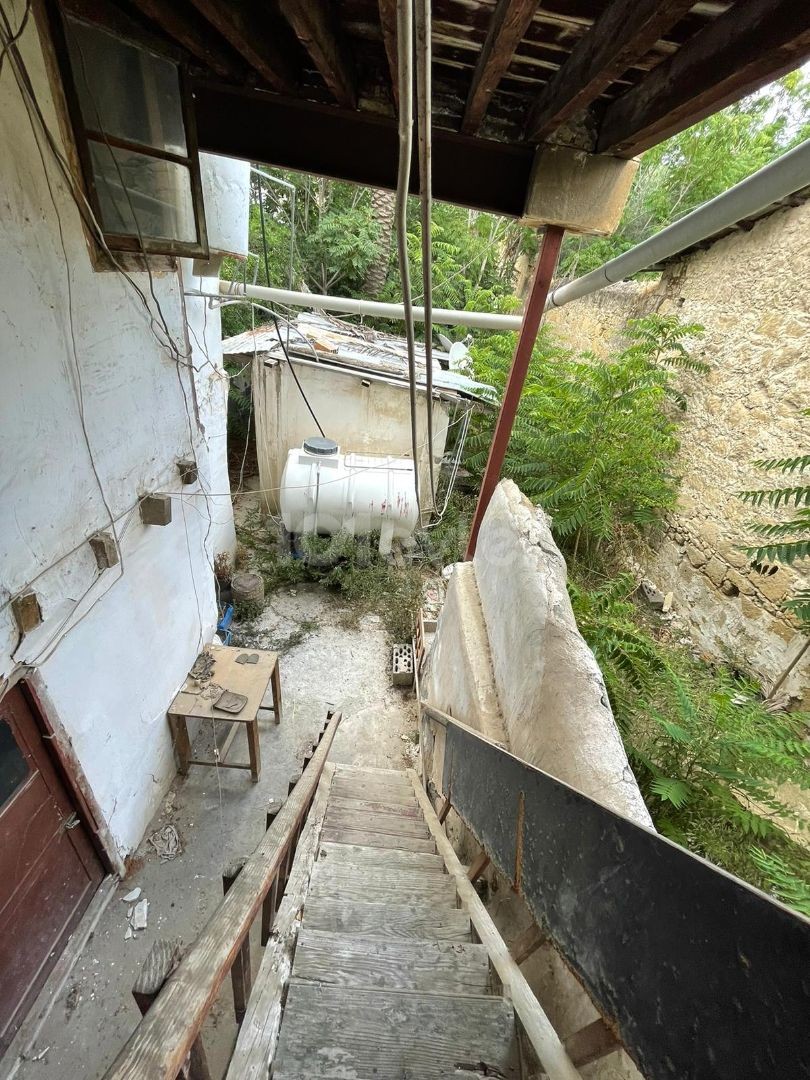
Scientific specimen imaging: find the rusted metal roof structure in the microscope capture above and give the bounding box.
[59,0,810,217]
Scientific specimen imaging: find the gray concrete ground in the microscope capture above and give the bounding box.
[12,585,416,1080]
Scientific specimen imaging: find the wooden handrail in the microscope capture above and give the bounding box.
[104,710,341,1080]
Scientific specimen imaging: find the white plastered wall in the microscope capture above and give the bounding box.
[0,9,244,866]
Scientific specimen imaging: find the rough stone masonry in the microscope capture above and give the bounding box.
[547,198,810,706]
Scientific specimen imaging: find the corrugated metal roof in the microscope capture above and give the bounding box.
[222,312,495,403]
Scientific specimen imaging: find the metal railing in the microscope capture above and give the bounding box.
[420,701,810,1080]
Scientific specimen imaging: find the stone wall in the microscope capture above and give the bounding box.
[547,200,810,704]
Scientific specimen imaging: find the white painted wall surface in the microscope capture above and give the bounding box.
[0,12,243,865]
[250,358,451,514]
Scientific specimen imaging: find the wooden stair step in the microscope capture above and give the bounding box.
[330,779,417,806]
[317,841,445,873]
[302,897,471,942]
[324,808,430,838]
[334,765,411,783]
[273,984,519,1080]
[293,928,492,995]
[328,795,423,818]
[308,863,457,905]
[319,825,436,853]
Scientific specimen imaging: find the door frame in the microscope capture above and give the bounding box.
[1,670,122,877]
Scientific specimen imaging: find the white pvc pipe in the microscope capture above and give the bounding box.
[217,279,524,330]
[212,137,810,330]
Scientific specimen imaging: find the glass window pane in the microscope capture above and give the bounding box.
[0,721,30,810]
[89,142,197,243]
[66,17,187,156]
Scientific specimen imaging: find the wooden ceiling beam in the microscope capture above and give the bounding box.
[185,0,297,94]
[125,0,244,81]
[378,0,398,110]
[524,0,696,142]
[461,0,538,135]
[277,0,356,110]
[598,0,810,157]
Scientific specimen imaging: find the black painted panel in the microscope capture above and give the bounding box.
[443,720,810,1080]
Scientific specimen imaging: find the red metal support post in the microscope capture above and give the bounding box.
[464,225,565,560]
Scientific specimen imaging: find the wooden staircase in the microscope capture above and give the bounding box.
[268,764,521,1079]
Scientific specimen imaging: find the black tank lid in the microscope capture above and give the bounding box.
[303,436,339,456]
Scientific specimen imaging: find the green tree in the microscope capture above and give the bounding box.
[559,72,810,278]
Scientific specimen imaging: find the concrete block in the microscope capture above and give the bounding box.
[89,531,119,569]
[521,146,638,235]
[12,591,41,634]
[139,494,172,526]
[392,643,414,687]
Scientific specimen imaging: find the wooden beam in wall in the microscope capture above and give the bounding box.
[127,0,247,80]
[525,0,695,142]
[597,0,810,156]
[185,0,297,94]
[277,0,356,109]
[461,0,538,135]
[378,0,398,109]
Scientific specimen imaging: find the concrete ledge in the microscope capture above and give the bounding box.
[473,481,652,827]
[422,562,507,748]
[521,145,638,235]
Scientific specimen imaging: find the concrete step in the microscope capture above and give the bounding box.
[293,928,492,995]
[273,983,519,1080]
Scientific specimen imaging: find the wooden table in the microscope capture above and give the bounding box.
[167,646,281,783]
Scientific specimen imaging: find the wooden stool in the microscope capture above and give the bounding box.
[167,645,281,783]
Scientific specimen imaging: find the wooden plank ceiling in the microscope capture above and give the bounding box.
[67,0,810,211]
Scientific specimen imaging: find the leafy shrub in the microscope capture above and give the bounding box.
[467,314,706,553]
[569,572,810,910]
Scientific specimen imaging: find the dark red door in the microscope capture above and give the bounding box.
[0,687,104,1052]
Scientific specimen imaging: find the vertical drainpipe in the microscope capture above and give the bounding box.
[465,225,565,560]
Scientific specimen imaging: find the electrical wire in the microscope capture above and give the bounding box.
[415,0,436,515]
[395,0,421,520]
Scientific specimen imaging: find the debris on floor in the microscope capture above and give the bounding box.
[148,823,182,861]
[121,887,141,903]
[131,899,149,932]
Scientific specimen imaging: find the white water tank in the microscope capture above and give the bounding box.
[280,437,419,554]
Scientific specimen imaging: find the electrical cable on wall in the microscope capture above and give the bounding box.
[395,0,421,520]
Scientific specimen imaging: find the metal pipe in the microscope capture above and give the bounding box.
[546,137,810,309]
[215,279,524,330]
[395,0,420,519]
[416,0,436,513]
[465,226,565,561]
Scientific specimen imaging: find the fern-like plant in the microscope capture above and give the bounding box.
[629,675,809,846]
[467,314,706,553]
[738,420,810,629]
[750,846,810,916]
[567,573,667,728]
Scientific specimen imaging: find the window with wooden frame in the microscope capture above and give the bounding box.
[53,11,208,258]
